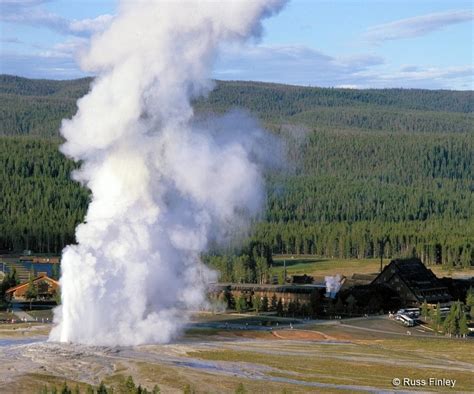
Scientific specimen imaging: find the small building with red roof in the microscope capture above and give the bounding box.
[5,274,59,302]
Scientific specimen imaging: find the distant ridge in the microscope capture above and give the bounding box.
[0,75,92,97]
[0,74,472,138]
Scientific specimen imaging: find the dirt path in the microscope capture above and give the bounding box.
[272,329,335,340]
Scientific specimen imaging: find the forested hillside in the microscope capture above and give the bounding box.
[0,75,472,275]
[1,76,473,137]
[0,75,91,138]
[197,81,474,134]
[0,137,89,252]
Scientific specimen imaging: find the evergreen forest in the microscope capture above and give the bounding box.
[0,75,472,281]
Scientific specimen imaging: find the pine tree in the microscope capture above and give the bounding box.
[39,385,48,394]
[96,382,108,394]
[421,300,429,320]
[270,294,278,311]
[434,302,442,331]
[443,309,457,336]
[443,302,466,337]
[261,295,269,312]
[459,313,469,337]
[276,298,284,316]
[287,300,296,317]
[466,287,474,318]
[123,375,136,394]
[235,383,247,394]
[183,384,195,394]
[25,276,38,310]
[60,382,72,394]
[235,296,247,313]
[252,295,262,314]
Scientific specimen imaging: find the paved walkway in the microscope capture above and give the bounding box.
[12,311,35,322]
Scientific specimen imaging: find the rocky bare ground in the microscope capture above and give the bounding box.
[1,321,473,393]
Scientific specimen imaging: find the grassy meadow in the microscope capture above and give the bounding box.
[271,256,474,279]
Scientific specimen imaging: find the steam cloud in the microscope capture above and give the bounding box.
[49,0,287,346]
[325,274,342,298]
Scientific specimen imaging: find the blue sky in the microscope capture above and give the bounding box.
[1,0,472,89]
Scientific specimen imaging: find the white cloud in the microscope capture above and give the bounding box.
[353,65,474,90]
[364,9,473,43]
[0,1,113,36]
[336,84,360,89]
[2,39,471,89]
[215,44,385,86]
[69,14,114,34]
[38,37,88,58]
[2,8,70,34]
[1,4,472,91]
[0,51,87,79]
[214,44,472,90]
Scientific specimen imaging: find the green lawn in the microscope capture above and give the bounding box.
[271,256,382,278]
[271,256,474,279]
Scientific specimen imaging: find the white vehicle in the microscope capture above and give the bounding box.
[403,308,420,318]
[397,308,420,317]
[396,313,415,327]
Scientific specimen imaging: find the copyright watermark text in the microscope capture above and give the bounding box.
[392,378,456,388]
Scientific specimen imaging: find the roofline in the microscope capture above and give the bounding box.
[5,274,59,293]
[371,258,452,302]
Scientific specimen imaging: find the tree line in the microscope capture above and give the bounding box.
[421,290,474,337]
[0,137,89,252]
[250,220,472,268]
[0,75,472,271]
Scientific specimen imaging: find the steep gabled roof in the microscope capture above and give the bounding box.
[372,258,451,302]
[5,274,59,294]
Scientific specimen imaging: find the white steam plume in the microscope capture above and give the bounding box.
[49,0,287,346]
[325,274,342,299]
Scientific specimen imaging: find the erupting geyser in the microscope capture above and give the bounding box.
[49,0,287,346]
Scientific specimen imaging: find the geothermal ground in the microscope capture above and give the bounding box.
[1,314,473,393]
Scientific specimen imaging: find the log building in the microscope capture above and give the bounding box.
[371,258,452,306]
[5,274,59,302]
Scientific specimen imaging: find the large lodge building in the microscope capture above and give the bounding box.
[211,258,472,313]
[371,258,452,306]
[212,282,326,307]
